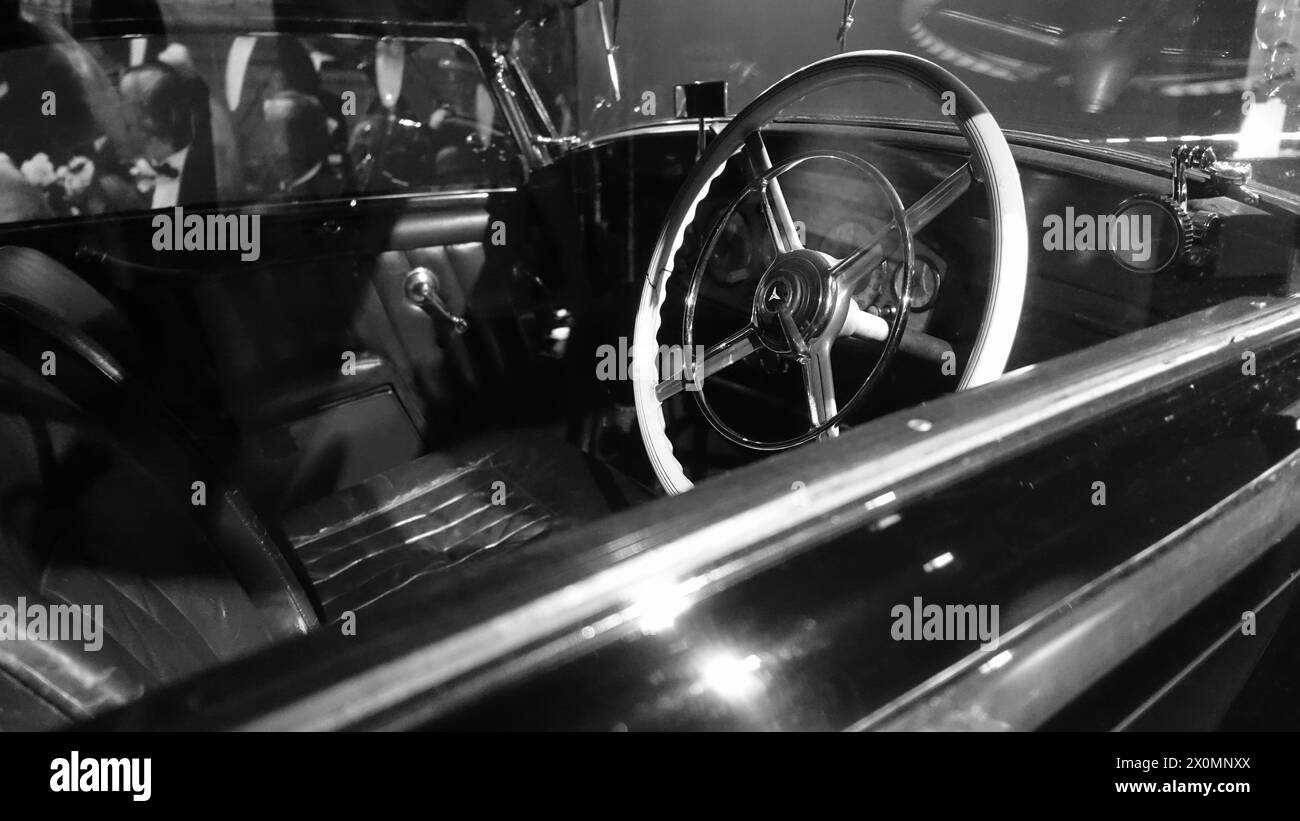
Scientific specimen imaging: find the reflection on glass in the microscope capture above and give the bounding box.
[698,651,764,701]
[978,649,1014,674]
[375,37,406,112]
[627,581,692,635]
[923,551,955,572]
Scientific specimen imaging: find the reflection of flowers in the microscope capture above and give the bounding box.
[20,152,57,188]
[11,152,99,216]
[129,157,157,196]
[58,157,95,199]
[0,152,21,181]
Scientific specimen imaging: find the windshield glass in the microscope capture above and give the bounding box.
[520,0,1300,192]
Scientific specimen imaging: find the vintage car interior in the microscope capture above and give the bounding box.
[1,0,1299,731]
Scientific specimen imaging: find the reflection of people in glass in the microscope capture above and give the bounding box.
[247,91,344,201]
[224,34,346,184]
[72,0,168,82]
[0,0,142,219]
[119,62,217,208]
[0,0,100,161]
[371,41,494,139]
[348,40,499,190]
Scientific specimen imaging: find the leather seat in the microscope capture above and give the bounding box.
[0,249,647,729]
[0,295,314,729]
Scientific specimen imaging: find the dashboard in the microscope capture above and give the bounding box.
[552,121,1300,374]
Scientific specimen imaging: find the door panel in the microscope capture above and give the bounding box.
[186,190,542,513]
[0,22,558,515]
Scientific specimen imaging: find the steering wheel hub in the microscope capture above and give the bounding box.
[753,249,836,353]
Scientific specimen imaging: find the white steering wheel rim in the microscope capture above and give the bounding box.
[633,50,1028,495]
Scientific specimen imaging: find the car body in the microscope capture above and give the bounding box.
[0,0,1298,731]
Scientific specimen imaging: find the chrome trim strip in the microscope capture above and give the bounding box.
[850,445,1300,731]
[487,51,546,169]
[243,188,515,215]
[581,119,733,149]
[243,296,1300,730]
[1114,562,1300,731]
[509,52,560,140]
[0,189,518,236]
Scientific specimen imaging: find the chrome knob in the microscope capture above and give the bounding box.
[404,268,468,334]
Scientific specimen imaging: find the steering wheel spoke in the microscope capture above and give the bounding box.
[831,161,976,291]
[744,132,804,254]
[655,325,761,402]
[775,303,809,355]
[832,232,897,290]
[904,162,976,234]
[802,341,839,436]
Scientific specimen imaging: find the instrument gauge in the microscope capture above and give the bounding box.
[892,254,942,312]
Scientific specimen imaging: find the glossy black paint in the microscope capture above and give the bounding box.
[80,293,1300,731]
[418,343,1300,730]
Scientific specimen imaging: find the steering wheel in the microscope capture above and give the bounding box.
[632,51,1027,495]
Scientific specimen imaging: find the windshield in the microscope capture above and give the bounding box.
[520,0,1300,192]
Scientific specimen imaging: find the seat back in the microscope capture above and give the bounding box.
[0,276,315,728]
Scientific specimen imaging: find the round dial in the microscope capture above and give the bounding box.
[892,254,941,312]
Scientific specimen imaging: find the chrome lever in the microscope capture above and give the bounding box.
[1170,143,1216,211]
[404,268,468,334]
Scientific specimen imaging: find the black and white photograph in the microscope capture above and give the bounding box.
[0,0,1297,795]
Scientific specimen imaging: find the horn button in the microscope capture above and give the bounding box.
[753,249,838,354]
